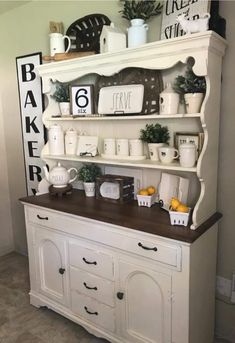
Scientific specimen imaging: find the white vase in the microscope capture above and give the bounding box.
[127,19,148,48]
[184,93,204,114]
[148,143,165,161]
[59,102,70,116]
[83,182,96,197]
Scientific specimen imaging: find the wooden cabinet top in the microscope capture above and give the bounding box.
[20,190,221,244]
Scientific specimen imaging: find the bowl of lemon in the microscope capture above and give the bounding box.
[169,197,191,226]
[137,186,157,208]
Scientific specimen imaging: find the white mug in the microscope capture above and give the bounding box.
[159,146,179,164]
[179,143,197,167]
[116,139,129,156]
[129,139,143,156]
[49,33,71,57]
[104,138,116,156]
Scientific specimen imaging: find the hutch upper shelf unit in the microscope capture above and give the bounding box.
[37,31,226,230]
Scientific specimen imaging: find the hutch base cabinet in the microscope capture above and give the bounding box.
[21,191,220,343]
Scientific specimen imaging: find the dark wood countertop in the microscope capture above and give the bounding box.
[20,189,222,244]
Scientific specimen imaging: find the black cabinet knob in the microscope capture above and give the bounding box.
[59,268,65,275]
[117,292,124,300]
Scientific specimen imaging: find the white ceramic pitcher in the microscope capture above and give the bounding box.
[127,19,148,48]
[49,33,71,57]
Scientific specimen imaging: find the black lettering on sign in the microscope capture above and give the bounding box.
[75,88,89,108]
[21,63,36,82]
[31,188,37,195]
[29,165,42,182]
[24,90,37,108]
[28,141,39,158]
[25,116,39,133]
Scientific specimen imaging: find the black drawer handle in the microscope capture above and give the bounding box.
[84,306,98,316]
[37,214,48,220]
[59,268,65,275]
[83,282,98,291]
[82,257,97,265]
[138,242,158,252]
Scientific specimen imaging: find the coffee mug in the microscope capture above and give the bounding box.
[104,138,116,156]
[116,139,129,156]
[159,147,179,164]
[179,143,197,167]
[129,139,143,156]
[49,33,71,57]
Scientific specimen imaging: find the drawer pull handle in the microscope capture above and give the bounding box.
[37,214,48,220]
[82,257,97,265]
[84,306,98,316]
[138,242,158,252]
[117,292,124,300]
[83,282,98,291]
[59,268,65,275]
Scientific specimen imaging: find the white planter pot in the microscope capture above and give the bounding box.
[83,182,96,197]
[184,93,204,114]
[148,143,165,161]
[59,102,70,116]
[127,19,148,48]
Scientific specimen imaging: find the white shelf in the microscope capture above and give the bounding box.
[47,113,201,121]
[43,154,197,173]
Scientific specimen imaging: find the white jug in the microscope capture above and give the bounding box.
[127,19,148,48]
[49,33,71,57]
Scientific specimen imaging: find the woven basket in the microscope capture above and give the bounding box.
[96,67,163,115]
[65,14,111,53]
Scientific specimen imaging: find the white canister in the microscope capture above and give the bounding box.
[49,33,71,57]
[48,124,64,155]
[65,128,78,155]
[179,143,197,168]
[103,138,116,156]
[127,19,148,48]
[159,83,180,115]
[116,139,129,156]
[129,139,143,156]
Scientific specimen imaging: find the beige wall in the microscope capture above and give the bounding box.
[0,0,234,340]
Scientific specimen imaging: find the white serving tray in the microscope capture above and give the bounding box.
[101,153,146,161]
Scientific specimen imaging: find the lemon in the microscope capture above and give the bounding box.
[139,189,149,196]
[170,197,181,211]
[147,186,156,195]
[176,204,189,213]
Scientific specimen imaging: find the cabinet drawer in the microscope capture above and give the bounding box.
[69,242,114,280]
[27,207,60,228]
[123,237,181,269]
[71,292,115,333]
[70,266,115,307]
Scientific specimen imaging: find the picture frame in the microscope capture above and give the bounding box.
[70,85,94,116]
[174,132,204,158]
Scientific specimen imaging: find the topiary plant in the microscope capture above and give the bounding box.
[78,164,102,183]
[174,67,206,94]
[140,123,170,144]
[51,81,70,102]
[119,0,163,21]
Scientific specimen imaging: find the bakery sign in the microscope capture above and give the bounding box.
[160,0,211,40]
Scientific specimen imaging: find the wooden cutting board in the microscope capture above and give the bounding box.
[43,51,96,62]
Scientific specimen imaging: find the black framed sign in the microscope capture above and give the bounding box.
[16,52,46,195]
[70,85,94,116]
[160,0,211,40]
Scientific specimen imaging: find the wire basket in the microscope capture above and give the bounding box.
[169,209,191,226]
[137,193,157,208]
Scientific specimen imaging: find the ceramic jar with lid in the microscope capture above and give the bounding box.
[159,83,180,115]
[65,128,78,155]
[179,143,197,168]
[48,124,64,155]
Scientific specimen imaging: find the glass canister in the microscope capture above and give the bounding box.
[65,128,78,155]
[48,124,64,155]
[159,83,180,115]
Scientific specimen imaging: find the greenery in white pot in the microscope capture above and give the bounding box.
[51,81,70,116]
[119,0,162,21]
[78,164,102,197]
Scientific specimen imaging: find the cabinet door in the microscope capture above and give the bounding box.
[118,261,172,343]
[34,227,68,306]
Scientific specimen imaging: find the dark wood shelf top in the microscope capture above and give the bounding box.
[20,190,222,244]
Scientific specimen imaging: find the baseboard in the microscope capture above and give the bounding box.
[0,245,14,257]
[215,328,235,343]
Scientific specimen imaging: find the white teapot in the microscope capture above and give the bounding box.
[44,162,77,188]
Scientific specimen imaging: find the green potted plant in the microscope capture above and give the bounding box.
[119,0,162,48]
[78,164,102,197]
[174,67,206,114]
[51,81,70,116]
[140,123,170,161]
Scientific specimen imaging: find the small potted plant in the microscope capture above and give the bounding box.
[174,67,206,114]
[140,123,170,161]
[119,0,162,48]
[78,164,102,197]
[51,81,70,116]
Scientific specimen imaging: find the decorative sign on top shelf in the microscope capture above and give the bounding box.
[98,84,144,115]
[70,85,94,116]
[160,0,210,40]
